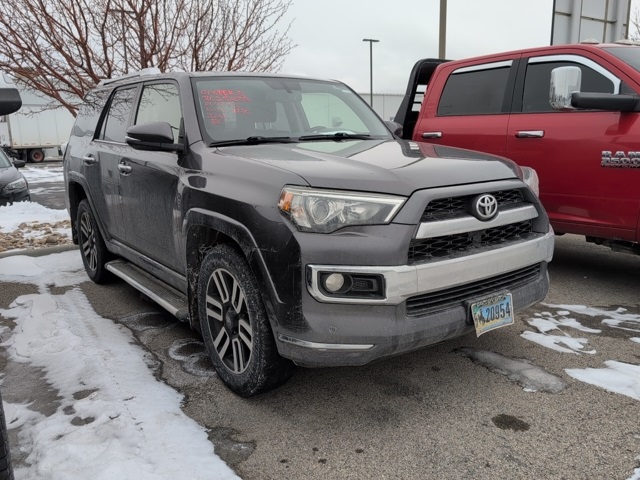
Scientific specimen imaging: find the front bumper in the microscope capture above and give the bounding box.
[0,189,30,206]
[274,231,554,367]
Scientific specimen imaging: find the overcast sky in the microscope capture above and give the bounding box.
[281,0,640,94]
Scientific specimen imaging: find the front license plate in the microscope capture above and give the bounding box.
[471,293,514,337]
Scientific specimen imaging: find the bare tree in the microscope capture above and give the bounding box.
[0,0,294,115]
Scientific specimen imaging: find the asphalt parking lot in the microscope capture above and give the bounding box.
[1,161,639,479]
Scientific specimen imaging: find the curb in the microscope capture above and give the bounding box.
[0,244,78,260]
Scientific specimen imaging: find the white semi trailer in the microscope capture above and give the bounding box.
[0,75,75,162]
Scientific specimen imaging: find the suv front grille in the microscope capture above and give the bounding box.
[421,189,525,222]
[409,220,534,263]
[405,264,542,317]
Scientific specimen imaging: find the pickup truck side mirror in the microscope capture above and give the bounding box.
[550,66,582,110]
[0,74,22,116]
[550,65,639,112]
[12,159,26,168]
[126,122,184,153]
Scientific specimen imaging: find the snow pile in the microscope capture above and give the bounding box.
[0,251,238,480]
[21,165,64,184]
[0,202,72,253]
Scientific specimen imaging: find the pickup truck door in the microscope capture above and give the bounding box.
[413,59,519,157]
[506,54,640,241]
[118,82,185,275]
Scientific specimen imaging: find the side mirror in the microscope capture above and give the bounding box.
[550,65,638,112]
[550,66,581,110]
[0,74,22,116]
[125,122,184,152]
[384,120,403,137]
[12,159,26,168]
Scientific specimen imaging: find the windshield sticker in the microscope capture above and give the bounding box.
[200,89,252,125]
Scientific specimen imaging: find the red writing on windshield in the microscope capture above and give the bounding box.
[200,89,252,125]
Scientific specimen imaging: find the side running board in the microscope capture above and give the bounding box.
[105,259,190,322]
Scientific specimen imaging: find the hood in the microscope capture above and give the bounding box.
[216,139,520,196]
[0,165,22,189]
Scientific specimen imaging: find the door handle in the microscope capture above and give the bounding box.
[82,154,97,165]
[117,162,132,174]
[515,130,545,138]
[421,131,443,139]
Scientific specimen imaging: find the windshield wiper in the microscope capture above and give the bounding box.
[210,136,295,147]
[298,132,373,141]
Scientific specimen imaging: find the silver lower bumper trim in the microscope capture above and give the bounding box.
[277,334,374,350]
[307,230,554,305]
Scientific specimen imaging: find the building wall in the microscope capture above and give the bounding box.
[553,0,631,44]
[358,93,404,122]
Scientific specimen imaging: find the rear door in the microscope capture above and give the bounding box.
[413,58,519,157]
[89,86,137,242]
[506,54,640,241]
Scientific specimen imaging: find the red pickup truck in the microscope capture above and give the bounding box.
[395,42,640,255]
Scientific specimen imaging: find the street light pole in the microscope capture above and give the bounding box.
[362,38,379,107]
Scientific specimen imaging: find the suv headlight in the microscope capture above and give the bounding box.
[3,177,27,192]
[278,186,406,233]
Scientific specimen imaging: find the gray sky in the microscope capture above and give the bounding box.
[281,0,640,94]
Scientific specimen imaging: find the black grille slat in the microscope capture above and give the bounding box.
[421,189,525,222]
[406,264,541,317]
[409,220,534,263]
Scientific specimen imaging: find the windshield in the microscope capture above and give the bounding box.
[191,76,391,145]
[0,149,12,168]
[602,46,640,73]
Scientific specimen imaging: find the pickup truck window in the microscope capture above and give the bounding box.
[437,66,510,116]
[522,61,614,113]
[135,83,182,138]
[100,87,137,143]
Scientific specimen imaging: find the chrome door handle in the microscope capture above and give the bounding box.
[515,130,545,138]
[117,163,132,174]
[82,155,97,165]
[421,131,443,139]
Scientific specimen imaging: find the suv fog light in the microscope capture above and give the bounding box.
[317,271,385,299]
[324,273,345,292]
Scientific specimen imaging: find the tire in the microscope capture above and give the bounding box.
[27,149,44,163]
[76,199,112,283]
[198,244,293,397]
[0,391,14,480]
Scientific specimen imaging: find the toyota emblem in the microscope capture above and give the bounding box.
[472,194,498,221]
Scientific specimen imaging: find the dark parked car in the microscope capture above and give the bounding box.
[64,69,553,396]
[0,148,29,206]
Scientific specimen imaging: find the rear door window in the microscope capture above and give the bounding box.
[100,87,137,143]
[437,63,511,116]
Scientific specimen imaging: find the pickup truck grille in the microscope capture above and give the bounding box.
[405,264,541,317]
[421,189,524,222]
[409,220,534,263]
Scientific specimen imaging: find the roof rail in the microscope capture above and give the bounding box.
[98,67,162,86]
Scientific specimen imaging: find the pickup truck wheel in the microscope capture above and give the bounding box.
[76,200,111,284]
[198,245,293,397]
[27,149,44,163]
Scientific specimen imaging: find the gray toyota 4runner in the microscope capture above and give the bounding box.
[64,69,554,396]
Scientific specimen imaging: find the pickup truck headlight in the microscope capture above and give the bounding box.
[278,186,406,233]
[3,177,27,192]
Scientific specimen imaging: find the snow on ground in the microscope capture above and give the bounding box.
[0,202,69,234]
[517,306,640,405]
[20,165,64,184]
[0,251,238,480]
